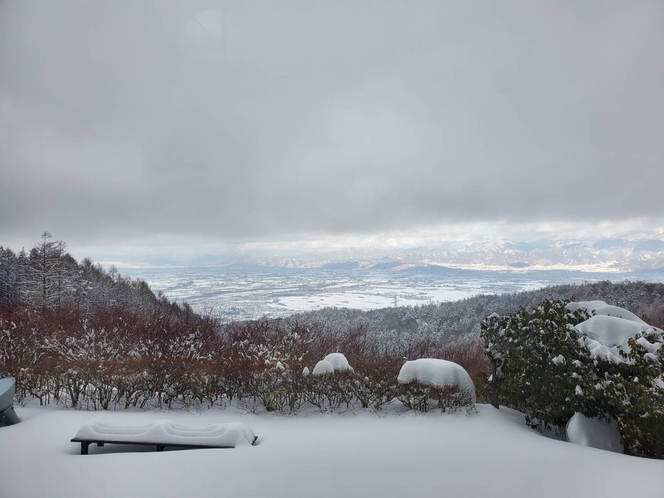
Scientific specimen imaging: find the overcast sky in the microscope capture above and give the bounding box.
[1,0,663,262]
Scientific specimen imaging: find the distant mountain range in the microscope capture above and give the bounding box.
[110,229,664,273]
[245,230,664,273]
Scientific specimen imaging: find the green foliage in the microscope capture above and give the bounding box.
[481,299,664,458]
[481,299,592,431]
[611,333,664,457]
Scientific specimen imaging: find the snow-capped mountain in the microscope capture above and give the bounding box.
[247,230,664,272]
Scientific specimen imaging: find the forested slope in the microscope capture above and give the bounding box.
[285,280,664,345]
[0,232,190,318]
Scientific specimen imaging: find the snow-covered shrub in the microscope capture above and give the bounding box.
[219,320,314,412]
[608,329,664,457]
[348,359,401,410]
[396,359,476,412]
[481,299,593,430]
[311,353,353,376]
[303,353,356,411]
[398,359,476,402]
[312,360,335,376]
[569,302,664,457]
[482,298,664,457]
[303,371,355,411]
[397,382,473,413]
[322,353,353,372]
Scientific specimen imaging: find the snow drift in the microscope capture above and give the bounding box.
[566,413,623,453]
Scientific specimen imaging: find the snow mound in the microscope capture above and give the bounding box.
[566,413,623,453]
[569,302,663,363]
[397,359,476,403]
[323,353,352,372]
[567,301,645,324]
[576,315,652,351]
[74,419,257,447]
[312,360,335,376]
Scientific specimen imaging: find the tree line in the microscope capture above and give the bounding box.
[0,232,191,318]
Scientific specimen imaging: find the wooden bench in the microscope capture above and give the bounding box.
[71,419,258,455]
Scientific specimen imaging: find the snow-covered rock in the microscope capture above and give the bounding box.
[566,413,623,453]
[397,359,476,403]
[312,360,335,376]
[322,353,352,372]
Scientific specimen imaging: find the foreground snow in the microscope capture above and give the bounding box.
[1,404,662,498]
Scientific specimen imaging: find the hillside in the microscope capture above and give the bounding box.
[0,233,190,319]
[283,280,664,346]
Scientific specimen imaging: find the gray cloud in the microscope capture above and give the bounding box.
[1,0,663,255]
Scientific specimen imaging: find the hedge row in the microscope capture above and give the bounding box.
[1,306,485,413]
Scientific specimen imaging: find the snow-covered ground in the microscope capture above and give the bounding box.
[118,265,664,321]
[1,404,662,498]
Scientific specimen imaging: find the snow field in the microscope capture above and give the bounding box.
[1,405,663,498]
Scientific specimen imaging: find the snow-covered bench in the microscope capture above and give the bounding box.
[71,419,258,455]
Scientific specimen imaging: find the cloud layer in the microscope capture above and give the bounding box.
[1,0,663,256]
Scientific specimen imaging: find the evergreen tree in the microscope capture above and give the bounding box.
[0,246,23,309]
[25,232,68,312]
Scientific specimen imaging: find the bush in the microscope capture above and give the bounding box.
[481,298,664,458]
[481,299,592,430]
[1,303,487,417]
[396,382,474,413]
